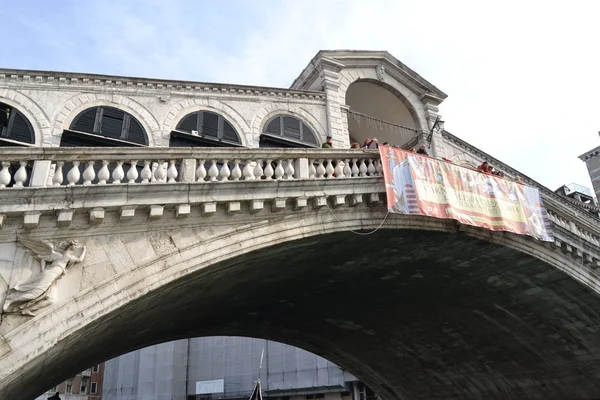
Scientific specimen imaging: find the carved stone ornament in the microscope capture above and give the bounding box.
[2,238,86,316]
[376,65,386,82]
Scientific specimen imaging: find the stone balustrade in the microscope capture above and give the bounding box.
[1,147,600,269]
[0,147,383,187]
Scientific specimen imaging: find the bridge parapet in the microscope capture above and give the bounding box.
[0,147,599,270]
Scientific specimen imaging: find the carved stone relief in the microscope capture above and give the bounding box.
[1,238,86,316]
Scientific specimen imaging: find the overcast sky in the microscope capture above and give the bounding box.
[2,0,599,192]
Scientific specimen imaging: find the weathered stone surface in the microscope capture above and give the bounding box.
[1,211,600,400]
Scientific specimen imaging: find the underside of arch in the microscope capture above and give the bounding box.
[4,226,600,400]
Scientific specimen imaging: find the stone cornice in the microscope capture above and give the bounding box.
[0,68,327,101]
[579,144,600,161]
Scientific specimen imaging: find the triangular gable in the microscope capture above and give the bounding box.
[291,50,447,102]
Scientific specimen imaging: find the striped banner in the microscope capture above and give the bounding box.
[379,145,554,242]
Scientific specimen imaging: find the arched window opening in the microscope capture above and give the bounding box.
[260,115,318,148]
[0,102,35,146]
[345,80,420,149]
[170,111,242,147]
[63,106,148,147]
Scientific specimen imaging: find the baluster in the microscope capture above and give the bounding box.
[67,161,81,186]
[97,160,110,184]
[359,160,368,176]
[167,160,178,183]
[219,160,231,181]
[334,160,344,178]
[127,161,139,183]
[285,159,295,179]
[154,160,166,183]
[53,161,65,186]
[141,161,152,183]
[83,161,96,185]
[254,159,264,179]
[315,160,326,179]
[367,159,376,176]
[243,160,255,180]
[231,160,242,181]
[375,159,383,176]
[196,160,207,182]
[208,160,219,182]
[13,161,28,187]
[112,161,125,184]
[309,160,316,178]
[264,160,274,179]
[343,159,352,178]
[325,160,335,178]
[0,162,11,188]
[351,159,359,177]
[274,160,285,180]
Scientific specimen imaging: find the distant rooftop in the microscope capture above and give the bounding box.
[564,183,593,197]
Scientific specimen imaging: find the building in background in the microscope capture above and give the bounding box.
[579,139,600,200]
[102,337,376,400]
[36,364,105,400]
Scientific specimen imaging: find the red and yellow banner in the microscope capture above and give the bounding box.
[379,145,554,242]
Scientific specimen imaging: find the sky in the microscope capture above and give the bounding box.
[2,0,599,192]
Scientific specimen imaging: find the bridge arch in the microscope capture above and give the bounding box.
[1,210,600,399]
[339,67,428,132]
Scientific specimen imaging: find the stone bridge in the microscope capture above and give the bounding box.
[1,147,600,399]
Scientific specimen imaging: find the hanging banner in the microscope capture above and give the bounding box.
[379,145,554,242]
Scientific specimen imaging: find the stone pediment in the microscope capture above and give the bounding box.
[291,50,447,103]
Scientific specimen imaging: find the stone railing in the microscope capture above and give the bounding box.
[0,148,383,187]
[1,147,600,267]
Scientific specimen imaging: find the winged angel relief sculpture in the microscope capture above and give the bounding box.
[2,238,86,316]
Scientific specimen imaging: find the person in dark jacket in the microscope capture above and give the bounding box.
[48,393,61,400]
[321,135,333,148]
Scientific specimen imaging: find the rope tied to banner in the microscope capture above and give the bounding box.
[313,175,391,236]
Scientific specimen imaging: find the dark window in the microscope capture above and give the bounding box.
[0,103,35,146]
[90,382,97,394]
[171,110,241,147]
[67,106,148,146]
[92,364,99,373]
[66,380,73,394]
[260,115,318,148]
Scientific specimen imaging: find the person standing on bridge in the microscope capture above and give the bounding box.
[321,135,333,148]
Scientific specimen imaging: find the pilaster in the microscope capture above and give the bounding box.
[315,58,349,149]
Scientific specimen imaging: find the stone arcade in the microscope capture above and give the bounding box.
[1,51,600,399]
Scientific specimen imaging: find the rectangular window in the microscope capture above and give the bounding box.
[92,364,100,373]
[91,382,98,394]
[66,380,73,393]
[80,379,87,394]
